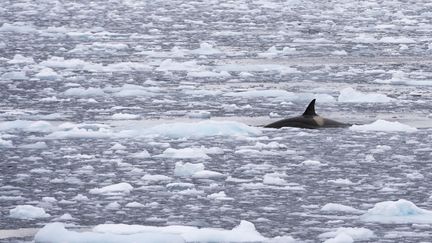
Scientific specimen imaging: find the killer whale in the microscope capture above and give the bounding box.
[264,99,350,129]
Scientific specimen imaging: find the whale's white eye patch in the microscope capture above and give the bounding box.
[313,116,324,126]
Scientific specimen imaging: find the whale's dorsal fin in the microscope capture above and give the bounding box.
[302,99,317,117]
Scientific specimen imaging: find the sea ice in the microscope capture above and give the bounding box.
[35,68,60,80]
[89,182,133,195]
[63,87,106,97]
[7,54,35,64]
[130,150,151,158]
[338,87,394,103]
[9,205,50,219]
[263,173,287,186]
[301,160,325,167]
[319,227,375,242]
[156,147,211,159]
[350,120,417,132]
[34,220,291,243]
[136,120,261,138]
[174,162,205,177]
[207,191,233,201]
[192,170,225,179]
[361,199,432,223]
[142,174,172,182]
[189,42,222,55]
[321,203,363,214]
[111,113,140,120]
[224,90,335,103]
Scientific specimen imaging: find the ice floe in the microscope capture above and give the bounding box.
[319,227,375,242]
[34,220,293,243]
[321,203,363,214]
[89,182,133,195]
[9,205,50,219]
[360,199,432,224]
[338,87,394,103]
[174,162,205,177]
[350,120,417,132]
[130,121,262,138]
[156,147,211,159]
[224,90,335,102]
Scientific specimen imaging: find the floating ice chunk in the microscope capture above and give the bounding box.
[94,220,267,242]
[111,113,140,120]
[110,143,126,150]
[139,121,261,138]
[157,148,211,159]
[338,87,393,103]
[332,50,348,56]
[323,233,353,243]
[35,68,60,80]
[321,203,363,214]
[20,142,48,149]
[40,56,104,71]
[361,199,432,224]
[9,205,50,219]
[406,172,424,180]
[34,220,290,243]
[34,222,184,243]
[42,197,57,203]
[45,123,113,139]
[187,70,230,78]
[320,227,375,243]
[301,160,325,167]
[104,62,151,71]
[156,59,204,71]
[1,71,28,80]
[56,213,74,221]
[190,42,222,55]
[263,173,287,186]
[64,87,105,97]
[0,120,54,133]
[174,162,205,177]
[126,202,145,208]
[142,174,172,182]
[216,63,300,74]
[379,36,416,44]
[375,70,432,86]
[224,90,335,102]
[207,191,233,201]
[105,84,158,97]
[7,54,35,64]
[106,202,121,210]
[258,46,297,58]
[328,178,355,185]
[130,150,151,158]
[89,182,133,195]
[192,170,225,179]
[72,194,89,201]
[0,137,13,147]
[0,23,38,34]
[350,120,417,133]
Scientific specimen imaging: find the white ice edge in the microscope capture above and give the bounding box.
[33,220,296,243]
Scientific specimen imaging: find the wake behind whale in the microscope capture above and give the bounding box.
[265,99,351,129]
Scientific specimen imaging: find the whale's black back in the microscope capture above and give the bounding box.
[264,99,350,129]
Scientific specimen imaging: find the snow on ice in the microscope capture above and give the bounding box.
[360,199,432,224]
[34,220,295,243]
[89,182,133,195]
[338,87,394,103]
[350,120,417,132]
[9,205,50,220]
